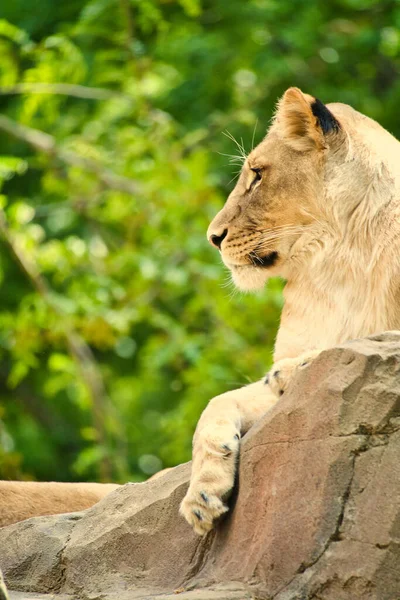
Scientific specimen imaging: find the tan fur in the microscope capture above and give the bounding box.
[0,480,120,527]
[180,87,400,534]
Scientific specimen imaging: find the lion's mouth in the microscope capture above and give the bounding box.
[227,253,278,291]
[252,251,279,268]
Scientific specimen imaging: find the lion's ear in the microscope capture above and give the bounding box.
[276,87,339,151]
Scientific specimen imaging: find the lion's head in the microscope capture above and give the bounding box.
[207,87,396,291]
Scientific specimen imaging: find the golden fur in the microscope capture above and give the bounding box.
[0,480,119,527]
[180,87,400,534]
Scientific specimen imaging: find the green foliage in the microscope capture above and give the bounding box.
[0,0,399,482]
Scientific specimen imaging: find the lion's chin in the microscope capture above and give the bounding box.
[230,265,269,291]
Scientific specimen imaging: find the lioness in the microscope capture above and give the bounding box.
[0,481,119,527]
[180,87,400,534]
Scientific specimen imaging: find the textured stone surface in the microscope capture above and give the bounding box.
[8,590,252,600]
[1,333,399,600]
[0,514,80,593]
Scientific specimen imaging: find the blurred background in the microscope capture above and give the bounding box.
[0,0,399,483]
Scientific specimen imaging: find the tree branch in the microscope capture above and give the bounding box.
[0,211,113,481]
[0,83,128,101]
[119,0,135,54]
[0,114,141,195]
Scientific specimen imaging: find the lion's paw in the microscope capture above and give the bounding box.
[267,350,319,398]
[180,425,240,535]
[180,487,229,535]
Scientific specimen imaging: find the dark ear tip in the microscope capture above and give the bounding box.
[311,98,340,135]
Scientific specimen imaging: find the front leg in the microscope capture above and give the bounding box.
[180,380,278,535]
[268,349,321,398]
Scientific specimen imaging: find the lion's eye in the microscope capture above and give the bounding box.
[250,168,262,188]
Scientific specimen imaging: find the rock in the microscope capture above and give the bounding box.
[61,462,205,597]
[191,333,400,600]
[9,594,72,600]
[0,513,81,593]
[0,333,399,600]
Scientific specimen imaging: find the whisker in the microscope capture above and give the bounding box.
[217,152,246,165]
[227,171,241,186]
[249,251,264,265]
[255,232,305,246]
[222,130,248,162]
[257,225,308,237]
[227,286,240,301]
[220,270,241,301]
[257,229,305,241]
[248,252,257,266]
[259,224,307,232]
[255,236,303,251]
[251,119,258,151]
[246,225,311,256]
[220,273,235,289]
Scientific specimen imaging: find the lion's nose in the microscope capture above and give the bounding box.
[209,228,228,249]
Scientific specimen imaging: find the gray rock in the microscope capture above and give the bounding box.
[1,333,399,600]
[0,513,81,593]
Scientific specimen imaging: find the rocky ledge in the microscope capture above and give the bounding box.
[1,332,400,600]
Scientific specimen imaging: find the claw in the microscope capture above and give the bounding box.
[200,491,208,503]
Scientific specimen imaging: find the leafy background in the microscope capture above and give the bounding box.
[0,0,399,483]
